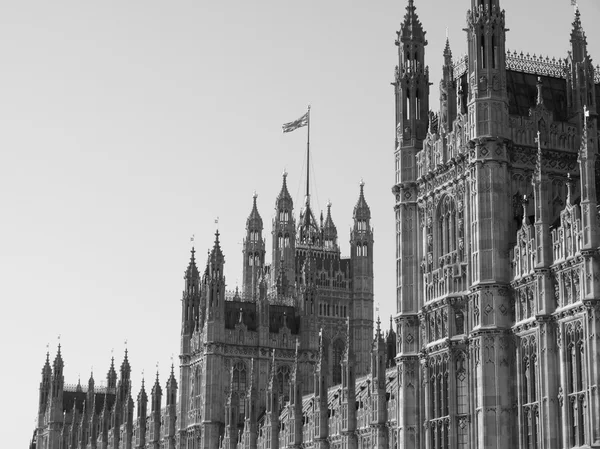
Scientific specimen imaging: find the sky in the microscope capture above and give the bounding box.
[1,0,598,446]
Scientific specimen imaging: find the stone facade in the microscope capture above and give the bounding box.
[31,0,600,448]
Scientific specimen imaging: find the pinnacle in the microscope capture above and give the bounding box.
[398,0,426,44]
[246,192,263,229]
[353,180,371,221]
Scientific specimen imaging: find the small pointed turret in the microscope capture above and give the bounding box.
[353,180,371,222]
[394,0,430,148]
[440,37,457,133]
[273,171,296,289]
[322,201,338,250]
[107,356,117,390]
[243,192,266,298]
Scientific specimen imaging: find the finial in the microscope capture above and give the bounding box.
[214,217,219,232]
[283,168,288,179]
[253,191,257,200]
[327,199,332,209]
[359,178,365,189]
[521,194,529,224]
[536,77,544,106]
[566,173,574,204]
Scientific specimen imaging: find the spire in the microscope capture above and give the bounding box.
[353,180,371,221]
[276,170,293,208]
[107,356,117,389]
[398,0,426,44]
[151,370,162,412]
[185,247,200,281]
[137,376,148,410]
[120,348,131,381]
[53,344,64,374]
[42,350,52,380]
[443,37,452,64]
[570,5,587,51]
[375,315,382,340]
[209,230,225,277]
[322,201,338,247]
[247,192,263,230]
[167,363,177,390]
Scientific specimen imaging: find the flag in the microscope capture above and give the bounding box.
[282,112,308,133]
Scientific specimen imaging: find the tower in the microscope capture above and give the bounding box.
[350,181,374,376]
[243,193,266,298]
[272,172,296,291]
[392,5,427,445]
[465,1,514,447]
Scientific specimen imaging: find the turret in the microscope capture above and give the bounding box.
[439,37,457,134]
[107,357,117,390]
[272,171,296,288]
[149,372,162,449]
[205,231,226,331]
[37,351,52,426]
[351,181,373,275]
[243,193,266,298]
[165,365,178,448]
[123,391,135,449]
[370,317,388,449]
[566,4,596,117]
[394,0,429,152]
[135,378,148,449]
[385,316,397,367]
[182,247,201,344]
[350,181,374,375]
[322,201,338,250]
[466,0,509,138]
[119,349,131,403]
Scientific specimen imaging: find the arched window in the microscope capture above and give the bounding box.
[406,88,411,121]
[481,34,486,69]
[276,366,291,405]
[332,340,345,385]
[437,196,457,258]
[232,362,247,423]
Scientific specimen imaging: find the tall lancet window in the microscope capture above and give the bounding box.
[332,340,344,385]
[565,322,587,448]
[437,196,457,258]
[520,336,539,449]
[428,354,450,449]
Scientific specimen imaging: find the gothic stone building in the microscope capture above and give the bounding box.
[32,0,600,448]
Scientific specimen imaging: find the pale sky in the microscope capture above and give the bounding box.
[1,0,598,446]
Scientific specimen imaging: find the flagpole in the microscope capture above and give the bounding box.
[306,105,311,203]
